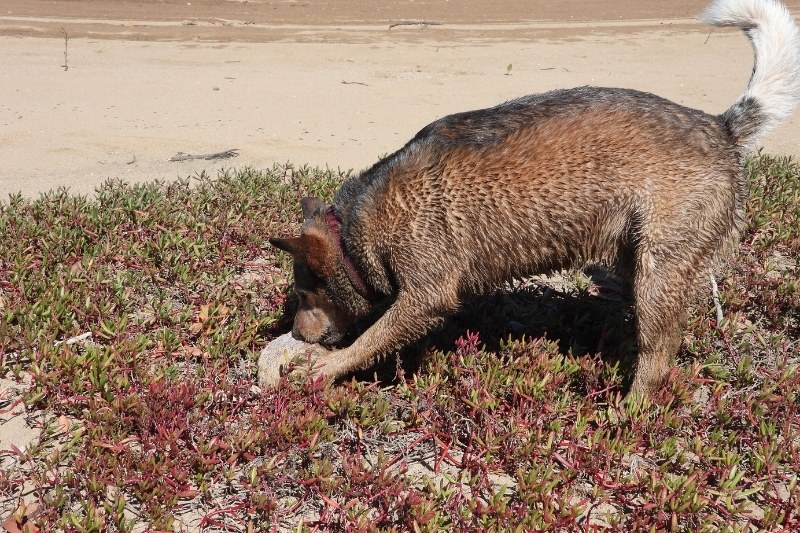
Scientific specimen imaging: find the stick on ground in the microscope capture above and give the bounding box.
[388,20,443,29]
[169,149,239,162]
[709,270,724,327]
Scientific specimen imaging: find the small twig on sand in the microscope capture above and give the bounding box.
[60,27,70,71]
[341,80,370,86]
[169,149,239,162]
[55,332,93,346]
[388,20,443,29]
[709,270,724,328]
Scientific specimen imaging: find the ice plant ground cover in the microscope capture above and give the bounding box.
[0,155,798,531]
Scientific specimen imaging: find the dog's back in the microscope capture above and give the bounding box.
[337,87,742,294]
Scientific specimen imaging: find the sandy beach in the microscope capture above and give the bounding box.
[2,0,799,197]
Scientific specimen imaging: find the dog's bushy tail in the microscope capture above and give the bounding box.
[701,0,800,152]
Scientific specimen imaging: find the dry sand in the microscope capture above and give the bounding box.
[2,0,800,197]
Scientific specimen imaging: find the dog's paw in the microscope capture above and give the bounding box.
[257,333,331,388]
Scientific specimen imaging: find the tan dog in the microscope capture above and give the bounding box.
[266,0,800,396]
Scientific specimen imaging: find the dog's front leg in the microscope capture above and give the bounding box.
[311,292,451,382]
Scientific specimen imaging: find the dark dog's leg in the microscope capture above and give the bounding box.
[629,247,700,396]
[313,291,454,381]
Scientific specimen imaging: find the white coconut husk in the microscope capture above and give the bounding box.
[257,333,329,387]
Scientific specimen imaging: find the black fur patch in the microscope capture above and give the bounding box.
[721,96,766,146]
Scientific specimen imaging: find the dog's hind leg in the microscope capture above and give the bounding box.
[311,291,456,382]
[628,242,709,396]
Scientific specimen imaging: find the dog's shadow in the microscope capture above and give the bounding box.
[274,268,638,390]
[376,267,637,389]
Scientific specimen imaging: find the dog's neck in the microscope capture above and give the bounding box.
[325,206,380,302]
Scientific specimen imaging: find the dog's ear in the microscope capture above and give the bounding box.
[269,231,337,277]
[298,230,338,277]
[269,236,302,255]
[300,197,327,220]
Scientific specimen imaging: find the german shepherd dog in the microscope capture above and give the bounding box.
[266,0,800,396]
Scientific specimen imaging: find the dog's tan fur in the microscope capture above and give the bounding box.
[267,0,800,396]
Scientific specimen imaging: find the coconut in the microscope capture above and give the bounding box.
[257,333,329,387]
